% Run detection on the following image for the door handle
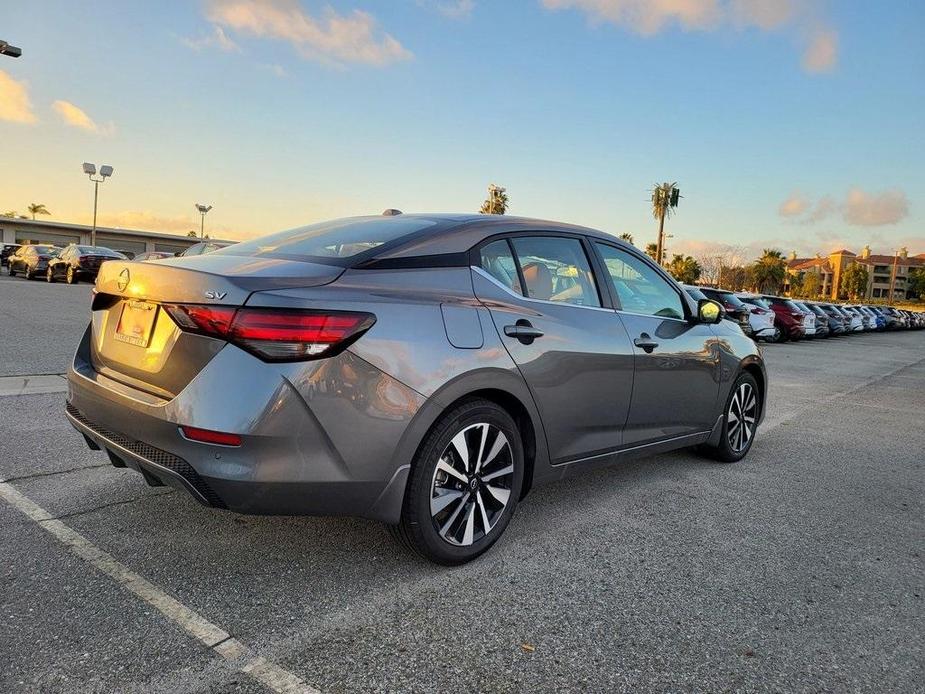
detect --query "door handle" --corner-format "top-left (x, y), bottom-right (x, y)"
top-left (504, 322), bottom-right (544, 343)
top-left (634, 334), bottom-right (659, 353)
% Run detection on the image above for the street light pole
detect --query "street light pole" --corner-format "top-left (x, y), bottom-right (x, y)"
top-left (195, 204), bottom-right (213, 239)
top-left (83, 163), bottom-right (113, 247)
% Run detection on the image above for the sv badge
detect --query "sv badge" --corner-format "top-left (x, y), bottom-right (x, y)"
top-left (205, 290), bottom-right (227, 300)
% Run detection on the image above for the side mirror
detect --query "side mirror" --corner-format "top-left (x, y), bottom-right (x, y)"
top-left (698, 299), bottom-right (724, 324)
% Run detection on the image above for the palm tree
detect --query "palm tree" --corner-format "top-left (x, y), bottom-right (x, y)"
top-left (645, 242), bottom-right (660, 262)
top-left (651, 182), bottom-right (680, 266)
top-left (480, 184), bottom-right (509, 215)
top-left (619, 232), bottom-right (634, 244)
top-left (751, 249), bottom-right (786, 293)
top-left (667, 254), bottom-right (702, 284)
top-left (27, 203), bottom-right (50, 220)
top-left (1, 210), bottom-right (17, 218)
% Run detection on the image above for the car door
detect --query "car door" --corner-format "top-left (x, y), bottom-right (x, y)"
top-left (471, 234), bottom-right (635, 464)
top-left (591, 241), bottom-right (722, 447)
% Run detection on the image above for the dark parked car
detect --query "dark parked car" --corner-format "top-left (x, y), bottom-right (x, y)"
top-left (698, 287), bottom-right (754, 338)
top-left (797, 301), bottom-right (830, 338)
top-left (1, 243), bottom-right (21, 267)
top-left (134, 251), bottom-right (175, 262)
top-left (176, 240), bottom-right (231, 257)
top-left (65, 213), bottom-right (767, 564)
top-left (6, 244), bottom-right (60, 279)
top-left (814, 303), bottom-right (847, 335)
top-left (46, 244), bottom-right (125, 284)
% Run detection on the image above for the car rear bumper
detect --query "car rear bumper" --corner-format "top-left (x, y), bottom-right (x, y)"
top-left (65, 324), bottom-right (424, 521)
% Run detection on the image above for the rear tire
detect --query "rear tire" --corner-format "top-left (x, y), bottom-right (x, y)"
top-left (699, 372), bottom-right (760, 463)
top-left (66, 266), bottom-right (77, 284)
top-left (23, 266), bottom-right (33, 280)
top-left (7, 264), bottom-right (14, 277)
top-left (46, 267), bottom-right (55, 283)
top-left (388, 398), bottom-right (524, 565)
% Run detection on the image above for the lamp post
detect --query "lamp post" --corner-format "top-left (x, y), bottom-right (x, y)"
top-left (195, 204), bottom-right (213, 239)
top-left (83, 163), bottom-right (113, 247)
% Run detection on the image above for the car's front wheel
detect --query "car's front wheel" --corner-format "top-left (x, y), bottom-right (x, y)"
top-left (389, 399), bottom-right (524, 565)
top-left (700, 372), bottom-right (760, 463)
top-left (46, 266), bottom-right (55, 283)
top-left (66, 266), bottom-right (77, 284)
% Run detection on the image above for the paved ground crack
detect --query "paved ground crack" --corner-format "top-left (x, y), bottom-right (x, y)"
top-left (1, 462), bottom-right (111, 484)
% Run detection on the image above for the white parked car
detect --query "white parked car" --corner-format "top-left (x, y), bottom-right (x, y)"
top-left (736, 294), bottom-right (778, 341)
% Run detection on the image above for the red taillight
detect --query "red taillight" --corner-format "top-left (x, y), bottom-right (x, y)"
top-left (180, 425), bottom-right (241, 447)
top-left (163, 305), bottom-right (375, 362)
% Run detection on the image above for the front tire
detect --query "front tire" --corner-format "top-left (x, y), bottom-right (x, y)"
top-left (700, 372), bottom-right (760, 463)
top-left (46, 267), bottom-right (55, 283)
top-left (388, 398), bottom-right (524, 565)
top-left (66, 266), bottom-right (77, 284)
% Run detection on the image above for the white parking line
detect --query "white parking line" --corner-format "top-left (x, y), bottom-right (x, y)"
top-left (0, 481), bottom-right (319, 694)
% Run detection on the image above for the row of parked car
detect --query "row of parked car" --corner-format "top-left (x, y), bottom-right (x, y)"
top-left (683, 284), bottom-right (925, 341)
top-left (1, 241), bottom-right (229, 283)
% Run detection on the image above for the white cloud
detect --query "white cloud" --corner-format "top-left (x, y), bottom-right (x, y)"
top-left (779, 188), bottom-right (909, 227)
top-left (0, 69), bottom-right (37, 124)
top-left (802, 28), bottom-right (838, 73)
top-left (52, 100), bottom-right (114, 135)
top-left (205, 0), bottom-right (412, 67)
top-left (418, 1), bottom-right (476, 19)
top-left (182, 25), bottom-right (241, 52)
top-left (778, 190), bottom-right (809, 218)
top-left (843, 188), bottom-right (908, 227)
top-left (541, 0), bottom-right (837, 73)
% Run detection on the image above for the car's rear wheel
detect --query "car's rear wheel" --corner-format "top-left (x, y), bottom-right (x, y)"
top-left (23, 266), bottom-right (33, 280)
top-left (66, 266), bottom-right (76, 284)
top-left (46, 266), bottom-right (55, 283)
top-left (7, 263), bottom-right (14, 277)
top-left (700, 372), bottom-right (760, 463)
top-left (389, 398), bottom-right (523, 565)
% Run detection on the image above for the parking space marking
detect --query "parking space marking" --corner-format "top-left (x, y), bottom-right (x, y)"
top-left (0, 481), bottom-right (319, 694)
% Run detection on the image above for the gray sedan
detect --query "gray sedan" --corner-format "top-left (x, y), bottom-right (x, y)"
top-left (65, 213), bottom-right (767, 564)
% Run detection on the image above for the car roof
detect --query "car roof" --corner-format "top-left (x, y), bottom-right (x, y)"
top-left (353, 212), bottom-right (632, 262)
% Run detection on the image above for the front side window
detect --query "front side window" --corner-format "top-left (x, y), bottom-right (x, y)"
top-left (594, 243), bottom-right (685, 319)
top-left (509, 237), bottom-right (600, 307)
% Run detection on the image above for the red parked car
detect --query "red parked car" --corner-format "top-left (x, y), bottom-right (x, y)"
top-left (760, 295), bottom-right (806, 342)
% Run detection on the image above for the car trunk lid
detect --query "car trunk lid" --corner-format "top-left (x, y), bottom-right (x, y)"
top-left (89, 255), bottom-right (344, 397)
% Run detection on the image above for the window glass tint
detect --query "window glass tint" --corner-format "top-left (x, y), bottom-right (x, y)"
top-left (216, 216), bottom-right (437, 261)
top-left (510, 237), bottom-right (600, 307)
top-left (594, 243), bottom-right (684, 319)
top-left (479, 240), bottom-right (522, 295)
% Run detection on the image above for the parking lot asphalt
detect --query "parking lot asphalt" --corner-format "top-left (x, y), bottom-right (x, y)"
top-left (1, 272), bottom-right (923, 693)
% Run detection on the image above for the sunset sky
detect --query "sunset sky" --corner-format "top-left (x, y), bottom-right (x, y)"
top-left (1, 1), bottom-right (923, 260)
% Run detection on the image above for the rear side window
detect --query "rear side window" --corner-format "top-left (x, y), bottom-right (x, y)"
top-left (216, 216), bottom-right (437, 262)
top-left (479, 240), bottom-right (522, 295)
top-left (594, 243), bottom-right (685, 319)
top-left (510, 237), bottom-right (600, 307)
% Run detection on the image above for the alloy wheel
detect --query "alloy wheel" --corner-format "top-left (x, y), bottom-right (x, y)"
top-left (726, 382), bottom-right (757, 453)
top-left (430, 422), bottom-right (514, 547)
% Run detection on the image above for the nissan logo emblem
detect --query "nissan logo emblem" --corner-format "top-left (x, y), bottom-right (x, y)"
top-left (117, 267), bottom-right (130, 292)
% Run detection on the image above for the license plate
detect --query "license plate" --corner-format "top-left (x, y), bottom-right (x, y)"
top-left (114, 301), bottom-right (158, 347)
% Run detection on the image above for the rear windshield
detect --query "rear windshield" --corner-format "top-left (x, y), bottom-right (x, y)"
top-left (711, 290), bottom-right (745, 308)
top-left (78, 246), bottom-right (121, 256)
top-left (685, 287), bottom-right (708, 301)
top-left (739, 295), bottom-right (771, 309)
top-left (215, 216), bottom-right (437, 263)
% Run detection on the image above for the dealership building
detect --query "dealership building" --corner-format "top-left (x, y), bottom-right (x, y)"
top-left (0, 217), bottom-right (234, 257)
